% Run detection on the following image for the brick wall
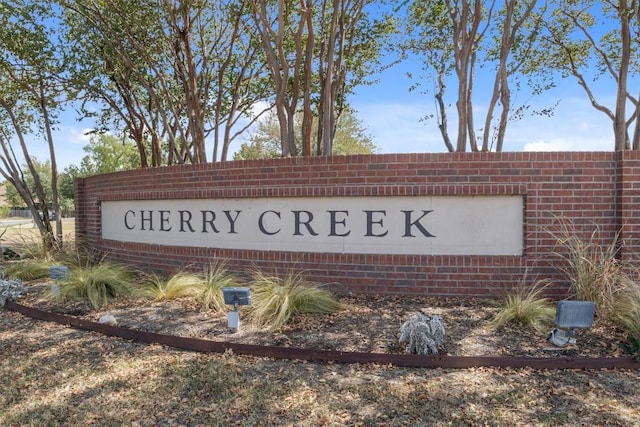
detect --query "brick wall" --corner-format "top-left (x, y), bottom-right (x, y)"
top-left (75, 151), bottom-right (640, 298)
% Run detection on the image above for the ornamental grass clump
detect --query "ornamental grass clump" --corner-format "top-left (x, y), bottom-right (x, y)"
top-left (3, 260), bottom-right (51, 281)
top-left (198, 260), bottom-right (240, 312)
top-left (53, 263), bottom-right (133, 309)
top-left (248, 270), bottom-right (341, 331)
top-left (139, 270), bottom-right (204, 301)
top-left (548, 219), bottom-right (625, 319)
top-left (609, 277), bottom-right (640, 357)
top-left (488, 275), bottom-right (555, 333)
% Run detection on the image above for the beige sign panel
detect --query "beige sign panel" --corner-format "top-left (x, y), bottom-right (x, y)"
top-left (101, 196), bottom-right (523, 256)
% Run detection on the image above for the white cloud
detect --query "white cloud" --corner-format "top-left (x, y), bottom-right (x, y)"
top-left (65, 127), bottom-right (94, 145)
top-left (524, 135), bottom-right (612, 152)
top-left (248, 100), bottom-right (273, 120)
top-left (524, 139), bottom-right (573, 151)
top-left (354, 102), bottom-right (448, 153)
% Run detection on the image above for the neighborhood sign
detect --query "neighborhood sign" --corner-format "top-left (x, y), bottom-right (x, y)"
top-left (101, 195), bottom-right (523, 256)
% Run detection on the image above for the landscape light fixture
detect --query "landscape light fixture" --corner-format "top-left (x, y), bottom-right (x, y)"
top-left (49, 265), bottom-right (69, 297)
top-left (222, 287), bottom-right (252, 333)
top-left (548, 300), bottom-right (595, 347)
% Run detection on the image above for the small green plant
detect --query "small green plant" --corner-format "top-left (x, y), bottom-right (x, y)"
top-left (488, 275), bottom-right (555, 333)
top-left (3, 260), bottom-right (51, 281)
top-left (198, 260), bottom-right (239, 312)
top-left (139, 270), bottom-right (203, 301)
top-left (248, 269), bottom-right (341, 331)
top-left (54, 263), bottom-right (133, 309)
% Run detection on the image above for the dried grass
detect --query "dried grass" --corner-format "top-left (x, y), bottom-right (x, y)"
top-left (548, 219), bottom-right (627, 318)
top-left (248, 270), bottom-right (341, 331)
top-left (488, 275), bottom-right (555, 333)
top-left (53, 263), bottom-right (133, 309)
top-left (198, 260), bottom-right (239, 312)
top-left (138, 270), bottom-right (203, 301)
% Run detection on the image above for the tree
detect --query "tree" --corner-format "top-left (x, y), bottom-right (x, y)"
top-left (250, 0), bottom-right (312, 157)
top-left (539, 0), bottom-right (640, 151)
top-left (0, 0), bottom-right (66, 251)
top-left (57, 134), bottom-right (139, 215)
top-left (250, 0), bottom-right (393, 157)
top-left (76, 134), bottom-right (140, 176)
top-left (315, 0), bottom-right (391, 156)
top-left (233, 112), bottom-right (282, 160)
top-left (332, 110), bottom-right (378, 155)
top-left (5, 159), bottom-right (53, 208)
top-left (233, 108), bottom-right (377, 159)
top-left (402, 0), bottom-right (548, 152)
top-left (60, 0), bottom-right (271, 165)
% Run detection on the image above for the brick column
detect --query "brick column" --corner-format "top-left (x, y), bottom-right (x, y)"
top-left (618, 151), bottom-right (640, 260)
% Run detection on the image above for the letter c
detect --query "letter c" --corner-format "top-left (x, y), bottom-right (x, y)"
top-left (124, 210), bottom-right (135, 230)
top-left (258, 210), bottom-right (281, 235)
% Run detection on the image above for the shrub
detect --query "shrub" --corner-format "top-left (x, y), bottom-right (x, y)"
top-left (0, 278), bottom-right (27, 306)
top-left (488, 276), bottom-right (555, 333)
top-left (248, 270), bottom-right (341, 331)
top-left (399, 313), bottom-right (446, 355)
top-left (198, 260), bottom-right (239, 312)
top-left (139, 270), bottom-right (203, 301)
top-left (53, 263), bottom-right (133, 309)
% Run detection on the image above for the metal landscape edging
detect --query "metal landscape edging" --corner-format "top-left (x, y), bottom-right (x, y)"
top-left (4, 300), bottom-right (639, 370)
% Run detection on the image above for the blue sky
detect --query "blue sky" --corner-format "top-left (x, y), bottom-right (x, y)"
top-left (350, 54), bottom-right (616, 155)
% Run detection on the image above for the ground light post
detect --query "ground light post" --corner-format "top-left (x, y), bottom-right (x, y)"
top-left (222, 287), bottom-right (252, 333)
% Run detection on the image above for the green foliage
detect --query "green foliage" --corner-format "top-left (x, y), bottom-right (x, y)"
top-left (53, 263), bottom-right (133, 309)
top-left (4, 158), bottom-right (53, 208)
top-left (233, 109), bottom-right (377, 159)
top-left (78, 134), bottom-right (140, 176)
top-left (332, 111), bottom-right (378, 155)
top-left (3, 260), bottom-right (51, 281)
top-left (139, 271), bottom-right (204, 301)
top-left (58, 134), bottom-right (140, 205)
top-left (0, 206), bottom-right (10, 218)
top-left (488, 277), bottom-right (555, 333)
top-left (58, 166), bottom-right (79, 202)
top-left (198, 261), bottom-right (240, 312)
top-left (248, 270), bottom-right (341, 331)
top-left (0, 1), bottom-right (66, 254)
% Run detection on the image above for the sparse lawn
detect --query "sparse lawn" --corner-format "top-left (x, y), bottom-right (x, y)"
top-left (0, 218), bottom-right (76, 256)
top-left (1, 307), bottom-right (639, 427)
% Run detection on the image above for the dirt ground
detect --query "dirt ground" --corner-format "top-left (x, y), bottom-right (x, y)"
top-left (2, 282), bottom-right (640, 426)
top-left (16, 281), bottom-right (633, 359)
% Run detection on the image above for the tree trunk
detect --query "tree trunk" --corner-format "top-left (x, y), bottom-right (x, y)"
top-left (614, 0), bottom-right (630, 151)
